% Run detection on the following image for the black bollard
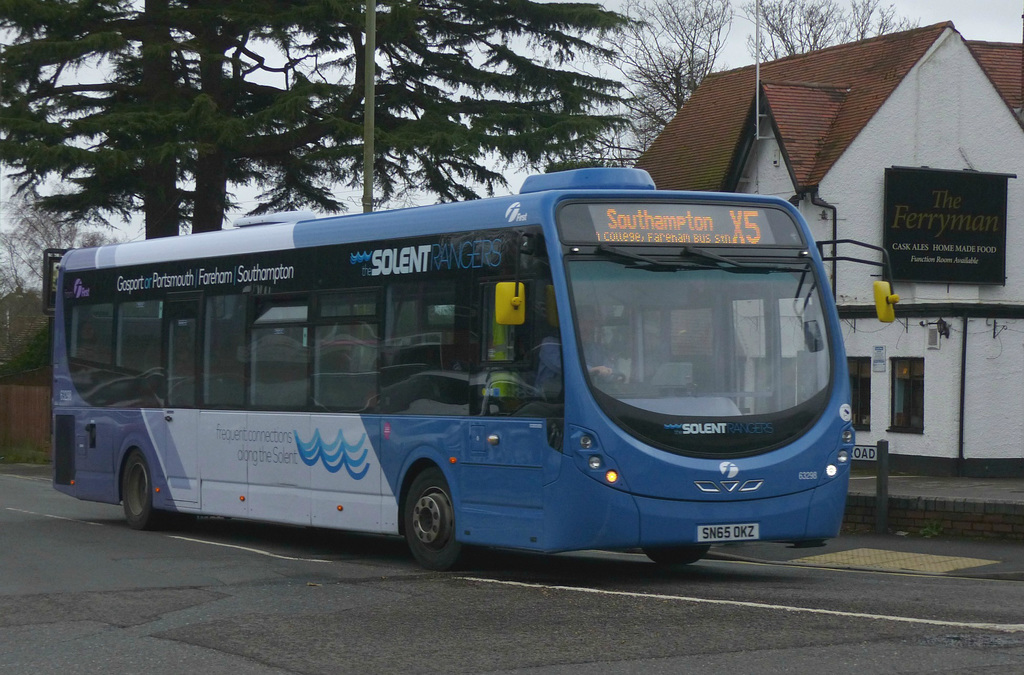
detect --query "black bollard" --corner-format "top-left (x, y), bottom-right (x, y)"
top-left (876, 439), bottom-right (889, 534)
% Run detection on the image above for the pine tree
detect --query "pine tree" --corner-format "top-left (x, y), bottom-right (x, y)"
top-left (0, 0), bottom-right (625, 238)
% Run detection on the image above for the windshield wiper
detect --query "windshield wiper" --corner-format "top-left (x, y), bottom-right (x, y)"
top-left (680, 246), bottom-right (742, 267)
top-left (597, 244), bottom-right (682, 269)
top-left (597, 243), bottom-right (809, 274)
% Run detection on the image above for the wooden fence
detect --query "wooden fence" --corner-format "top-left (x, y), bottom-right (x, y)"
top-left (0, 384), bottom-right (50, 450)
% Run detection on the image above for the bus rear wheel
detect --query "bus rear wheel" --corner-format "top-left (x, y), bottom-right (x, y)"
top-left (404, 468), bottom-right (463, 571)
top-left (643, 545), bottom-right (710, 566)
top-left (122, 450), bottom-right (162, 530)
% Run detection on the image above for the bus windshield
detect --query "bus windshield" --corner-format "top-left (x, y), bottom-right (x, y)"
top-left (566, 258), bottom-right (832, 458)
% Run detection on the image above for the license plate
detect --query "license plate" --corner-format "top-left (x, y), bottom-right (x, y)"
top-left (697, 522), bottom-right (760, 543)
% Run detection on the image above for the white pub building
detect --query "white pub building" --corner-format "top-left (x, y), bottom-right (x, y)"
top-left (638, 22), bottom-right (1024, 476)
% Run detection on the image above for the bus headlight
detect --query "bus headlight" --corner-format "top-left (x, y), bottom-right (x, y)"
top-left (842, 429), bottom-right (854, 444)
top-left (837, 450), bottom-right (849, 463)
top-left (580, 435), bottom-right (594, 449)
top-left (825, 464), bottom-right (838, 478)
top-left (588, 455), bottom-right (602, 469)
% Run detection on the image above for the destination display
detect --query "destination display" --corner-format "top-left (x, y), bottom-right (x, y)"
top-left (557, 202), bottom-right (804, 247)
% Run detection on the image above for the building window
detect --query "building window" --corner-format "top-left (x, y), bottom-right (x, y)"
top-left (890, 357), bottom-right (924, 432)
top-left (848, 357), bottom-right (871, 429)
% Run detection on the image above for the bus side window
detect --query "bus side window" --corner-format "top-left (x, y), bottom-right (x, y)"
top-left (481, 281), bottom-right (563, 416)
top-left (204, 295), bottom-right (246, 407)
top-left (314, 291), bottom-right (380, 411)
top-left (70, 303), bottom-right (113, 364)
top-left (115, 300), bottom-right (164, 406)
top-left (249, 297), bottom-right (309, 408)
top-left (380, 281), bottom-right (471, 415)
top-left (68, 302), bottom-right (118, 406)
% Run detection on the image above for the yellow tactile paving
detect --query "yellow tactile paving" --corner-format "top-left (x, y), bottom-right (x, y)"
top-left (791, 547), bottom-right (999, 573)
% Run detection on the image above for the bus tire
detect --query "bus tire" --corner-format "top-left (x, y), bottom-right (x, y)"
top-left (404, 467), bottom-right (463, 571)
top-left (121, 450), bottom-right (162, 530)
top-left (643, 545), bottom-right (710, 566)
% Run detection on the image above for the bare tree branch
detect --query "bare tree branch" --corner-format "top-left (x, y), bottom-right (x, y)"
top-left (742, 0), bottom-right (917, 61)
top-left (597, 0), bottom-right (733, 163)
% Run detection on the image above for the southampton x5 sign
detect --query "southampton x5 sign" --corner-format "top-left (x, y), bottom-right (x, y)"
top-left (883, 167), bottom-right (1014, 285)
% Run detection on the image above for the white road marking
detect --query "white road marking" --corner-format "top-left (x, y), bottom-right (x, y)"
top-left (168, 535), bottom-right (332, 563)
top-left (4, 505), bottom-right (331, 563)
top-left (460, 576), bottom-right (1024, 634)
top-left (5, 507), bottom-right (103, 525)
top-left (0, 473), bottom-right (50, 482)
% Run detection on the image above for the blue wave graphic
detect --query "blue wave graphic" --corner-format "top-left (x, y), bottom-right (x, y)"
top-left (295, 429), bottom-right (371, 479)
top-left (350, 251), bottom-right (372, 264)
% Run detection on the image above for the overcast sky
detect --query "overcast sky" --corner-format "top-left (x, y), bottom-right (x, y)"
top-left (887, 0), bottom-right (1022, 43)
top-left (705, 0), bottom-right (1024, 70)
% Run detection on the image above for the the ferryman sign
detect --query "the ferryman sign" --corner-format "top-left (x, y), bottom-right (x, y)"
top-left (884, 167), bottom-right (1014, 285)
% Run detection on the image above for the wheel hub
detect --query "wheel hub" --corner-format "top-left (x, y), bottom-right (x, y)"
top-left (412, 492), bottom-right (450, 546)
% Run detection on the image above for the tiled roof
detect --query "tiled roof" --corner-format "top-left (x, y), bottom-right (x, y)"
top-left (637, 22), bottom-right (955, 192)
top-left (762, 82), bottom-right (849, 188)
top-left (967, 40), bottom-right (1023, 112)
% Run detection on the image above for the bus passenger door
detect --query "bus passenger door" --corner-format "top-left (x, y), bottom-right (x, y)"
top-left (458, 283), bottom-right (550, 549)
top-left (161, 295), bottom-right (200, 505)
top-left (461, 416), bottom-right (548, 549)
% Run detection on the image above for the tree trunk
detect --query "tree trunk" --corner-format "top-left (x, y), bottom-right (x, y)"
top-left (141, 0), bottom-right (180, 239)
top-left (192, 151), bottom-right (228, 233)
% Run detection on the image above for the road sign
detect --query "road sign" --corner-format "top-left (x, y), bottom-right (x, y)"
top-left (852, 445), bottom-right (877, 461)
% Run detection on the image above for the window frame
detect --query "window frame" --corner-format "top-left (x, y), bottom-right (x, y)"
top-left (848, 356), bottom-right (871, 430)
top-left (248, 293), bottom-right (311, 410)
top-left (311, 289), bottom-right (382, 412)
top-left (889, 356), bottom-right (924, 433)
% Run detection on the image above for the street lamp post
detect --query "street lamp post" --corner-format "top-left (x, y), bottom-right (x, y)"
top-left (362, 0), bottom-right (376, 213)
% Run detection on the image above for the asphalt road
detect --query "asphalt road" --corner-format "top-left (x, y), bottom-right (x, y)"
top-left (5, 466), bottom-right (1024, 674)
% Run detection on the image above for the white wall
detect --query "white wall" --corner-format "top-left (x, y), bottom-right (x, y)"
top-left (823, 29), bottom-right (1024, 464)
top-left (825, 28), bottom-right (1024, 307)
top-left (738, 28), bottom-right (1024, 465)
top-left (738, 130), bottom-right (799, 199)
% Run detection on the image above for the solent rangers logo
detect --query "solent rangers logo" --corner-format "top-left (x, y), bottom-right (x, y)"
top-left (664, 422), bottom-right (774, 435)
top-left (349, 238), bottom-right (505, 277)
top-left (295, 429), bottom-right (371, 479)
top-left (350, 251), bottom-right (372, 264)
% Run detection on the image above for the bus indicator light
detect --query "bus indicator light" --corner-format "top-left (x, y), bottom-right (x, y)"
top-left (449, 457), bottom-right (457, 464)
top-left (337, 505), bottom-right (344, 512)
top-left (240, 495), bottom-right (245, 502)
top-left (605, 470), bottom-right (619, 484)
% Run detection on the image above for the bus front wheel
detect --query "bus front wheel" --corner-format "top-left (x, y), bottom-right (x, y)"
top-left (643, 545), bottom-right (710, 566)
top-left (122, 450), bottom-right (161, 530)
top-left (404, 468), bottom-right (463, 571)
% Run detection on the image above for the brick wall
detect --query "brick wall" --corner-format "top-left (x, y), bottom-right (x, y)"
top-left (844, 494), bottom-right (1024, 540)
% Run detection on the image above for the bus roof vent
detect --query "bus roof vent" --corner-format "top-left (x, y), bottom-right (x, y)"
top-left (519, 167), bottom-right (656, 194)
top-left (234, 210), bottom-right (317, 227)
